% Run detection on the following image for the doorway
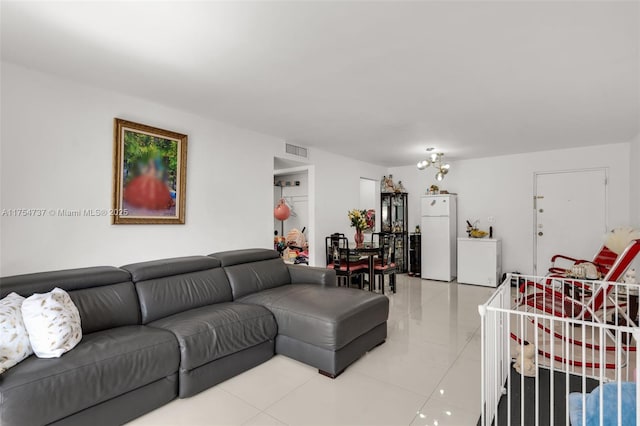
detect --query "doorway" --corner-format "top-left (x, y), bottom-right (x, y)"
top-left (274, 158), bottom-right (316, 265)
top-left (360, 178), bottom-right (377, 230)
top-left (533, 168), bottom-right (607, 275)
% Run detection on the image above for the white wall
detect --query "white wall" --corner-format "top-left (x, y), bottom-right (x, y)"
top-left (311, 149), bottom-right (385, 264)
top-left (631, 134), bottom-right (640, 228)
top-left (0, 62), bottom-right (278, 275)
top-left (4, 61), bottom-right (631, 277)
top-left (389, 143), bottom-right (632, 275)
top-left (0, 62), bottom-right (385, 275)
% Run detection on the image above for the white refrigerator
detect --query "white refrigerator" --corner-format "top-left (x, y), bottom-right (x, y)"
top-left (421, 195), bottom-right (457, 281)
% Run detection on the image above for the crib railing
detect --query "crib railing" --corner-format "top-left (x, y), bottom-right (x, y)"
top-left (479, 274), bottom-right (640, 426)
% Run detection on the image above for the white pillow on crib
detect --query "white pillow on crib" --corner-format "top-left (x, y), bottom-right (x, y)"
top-left (0, 292), bottom-right (33, 373)
top-left (21, 288), bottom-right (82, 358)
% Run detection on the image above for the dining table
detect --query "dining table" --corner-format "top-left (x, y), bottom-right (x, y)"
top-left (347, 241), bottom-right (381, 292)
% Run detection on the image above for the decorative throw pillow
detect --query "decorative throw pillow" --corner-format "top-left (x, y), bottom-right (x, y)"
top-left (21, 288), bottom-right (82, 358)
top-left (0, 292), bottom-right (33, 373)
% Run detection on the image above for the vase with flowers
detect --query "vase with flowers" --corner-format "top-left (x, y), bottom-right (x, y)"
top-left (348, 209), bottom-right (375, 247)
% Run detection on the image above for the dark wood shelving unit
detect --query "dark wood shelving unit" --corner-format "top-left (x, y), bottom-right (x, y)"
top-left (380, 192), bottom-right (408, 273)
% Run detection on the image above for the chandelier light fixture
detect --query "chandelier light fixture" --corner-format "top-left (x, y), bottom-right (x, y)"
top-left (417, 150), bottom-right (450, 181)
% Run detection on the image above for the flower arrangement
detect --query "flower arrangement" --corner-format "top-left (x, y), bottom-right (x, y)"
top-left (348, 209), bottom-right (375, 231)
top-left (365, 209), bottom-right (375, 230)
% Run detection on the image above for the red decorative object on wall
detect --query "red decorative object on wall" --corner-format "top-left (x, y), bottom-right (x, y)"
top-left (274, 198), bottom-right (291, 221)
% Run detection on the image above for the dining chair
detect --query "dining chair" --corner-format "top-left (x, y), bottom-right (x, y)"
top-left (371, 232), bottom-right (397, 294)
top-left (324, 233), bottom-right (346, 267)
top-left (325, 234), bottom-right (367, 288)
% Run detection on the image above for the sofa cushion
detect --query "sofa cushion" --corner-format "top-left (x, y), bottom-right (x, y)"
top-left (0, 325), bottom-right (179, 426)
top-left (210, 249), bottom-right (291, 299)
top-left (287, 264), bottom-right (335, 286)
top-left (148, 302), bottom-right (277, 372)
top-left (210, 248), bottom-right (281, 266)
top-left (0, 266), bottom-right (131, 298)
top-left (122, 256), bottom-right (221, 282)
top-left (0, 267), bottom-right (140, 334)
top-left (70, 282), bottom-right (140, 334)
top-left (122, 256), bottom-right (233, 324)
top-left (238, 285), bottom-right (389, 350)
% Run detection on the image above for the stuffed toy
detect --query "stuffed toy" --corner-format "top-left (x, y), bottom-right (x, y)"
top-left (569, 382), bottom-right (636, 426)
top-left (513, 341), bottom-right (536, 377)
top-left (604, 227), bottom-right (640, 255)
top-left (570, 263), bottom-right (600, 279)
top-left (623, 268), bottom-right (637, 284)
top-left (286, 228), bottom-right (307, 249)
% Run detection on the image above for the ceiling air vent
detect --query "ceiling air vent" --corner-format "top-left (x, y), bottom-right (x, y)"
top-left (285, 143), bottom-right (308, 159)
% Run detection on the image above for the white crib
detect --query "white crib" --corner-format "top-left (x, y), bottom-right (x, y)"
top-left (479, 274), bottom-right (640, 426)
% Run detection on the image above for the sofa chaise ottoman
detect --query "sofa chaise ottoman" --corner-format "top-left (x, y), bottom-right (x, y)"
top-left (210, 248), bottom-right (389, 377)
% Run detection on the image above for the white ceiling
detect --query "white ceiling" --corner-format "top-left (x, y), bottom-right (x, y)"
top-left (2, 1), bottom-right (638, 166)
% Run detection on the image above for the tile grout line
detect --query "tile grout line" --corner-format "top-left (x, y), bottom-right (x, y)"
top-left (251, 371), bottom-right (318, 423)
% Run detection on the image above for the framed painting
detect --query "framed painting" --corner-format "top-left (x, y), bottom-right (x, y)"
top-left (112, 118), bottom-right (188, 224)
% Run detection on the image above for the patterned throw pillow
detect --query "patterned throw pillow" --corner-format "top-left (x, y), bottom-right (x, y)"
top-left (0, 292), bottom-right (33, 373)
top-left (21, 288), bottom-right (82, 358)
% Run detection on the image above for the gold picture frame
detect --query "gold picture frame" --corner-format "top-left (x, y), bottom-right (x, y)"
top-left (112, 118), bottom-right (187, 224)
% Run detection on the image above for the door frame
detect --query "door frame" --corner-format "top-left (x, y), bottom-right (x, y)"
top-left (532, 167), bottom-right (608, 275)
top-left (359, 177), bottom-right (379, 231)
top-left (274, 164), bottom-right (317, 266)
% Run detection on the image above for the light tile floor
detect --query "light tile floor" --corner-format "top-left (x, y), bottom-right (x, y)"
top-left (128, 275), bottom-right (496, 426)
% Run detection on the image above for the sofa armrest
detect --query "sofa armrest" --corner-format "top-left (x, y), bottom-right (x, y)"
top-left (287, 265), bottom-right (336, 287)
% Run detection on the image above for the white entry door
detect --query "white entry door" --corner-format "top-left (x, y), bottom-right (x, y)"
top-left (534, 169), bottom-right (607, 275)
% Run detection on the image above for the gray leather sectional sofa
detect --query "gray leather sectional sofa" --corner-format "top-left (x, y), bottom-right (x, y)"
top-left (0, 249), bottom-right (389, 426)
